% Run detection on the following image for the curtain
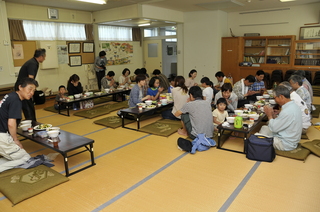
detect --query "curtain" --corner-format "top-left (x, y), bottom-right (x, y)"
top-left (23, 20), bottom-right (86, 40)
top-left (132, 27), bottom-right (142, 46)
top-left (85, 24), bottom-right (94, 41)
top-left (8, 19), bottom-right (26, 41)
top-left (98, 25), bottom-right (132, 41)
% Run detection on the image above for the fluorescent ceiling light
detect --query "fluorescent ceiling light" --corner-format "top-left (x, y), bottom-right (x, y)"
top-left (138, 23), bottom-right (150, 27)
top-left (76, 0), bottom-right (107, 4)
top-left (279, 0), bottom-right (296, 2)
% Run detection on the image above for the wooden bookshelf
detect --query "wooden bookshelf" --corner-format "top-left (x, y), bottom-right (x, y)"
top-left (294, 39), bottom-right (320, 67)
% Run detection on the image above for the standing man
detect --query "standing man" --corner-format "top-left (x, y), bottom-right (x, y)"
top-left (15, 48), bottom-right (46, 121)
top-left (0, 78), bottom-right (38, 172)
top-left (94, 51), bottom-right (107, 90)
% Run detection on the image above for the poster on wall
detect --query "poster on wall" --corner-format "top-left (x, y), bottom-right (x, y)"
top-left (57, 45), bottom-right (69, 64)
top-left (12, 44), bottom-right (24, 60)
top-left (101, 42), bottom-right (133, 65)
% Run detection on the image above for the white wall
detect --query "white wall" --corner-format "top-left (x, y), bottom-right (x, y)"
top-left (228, 2), bottom-right (320, 37)
top-left (182, 10), bottom-right (228, 84)
top-left (0, 1), bottom-right (16, 85)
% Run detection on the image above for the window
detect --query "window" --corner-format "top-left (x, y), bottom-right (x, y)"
top-left (23, 20), bottom-right (86, 40)
top-left (144, 28), bottom-right (158, 37)
top-left (98, 25), bottom-right (132, 41)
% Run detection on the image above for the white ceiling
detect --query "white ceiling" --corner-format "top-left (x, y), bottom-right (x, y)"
top-left (4, 0), bottom-right (320, 27)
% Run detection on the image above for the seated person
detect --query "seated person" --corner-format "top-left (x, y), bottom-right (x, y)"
top-left (279, 81), bottom-right (311, 135)
top-left (233, 75), bottom-right (255, 108)
top-left (128, 74), bottom-right (151, 107)
top-left (174, 86), bottom-right (214, 139)
top-left (185, 69), bottom-right (198, 89)
top-left (67, 74), bottom-right (83, 110)
top-left (147, 76), bottom-right (164, 101)
top-left (67, 74), bottom-right (83, 96)
top-left (294, 70), bottom-right (313, 102)
top-left (101, 71), bottom-right (117, 89)
top-left (167, 74), bottom-right (176, 93)
top-left (54, 85), bottom-right (67, 110)
top-left (200, 77), bottom-right (214, 104)
top-left (162, 76), bottom-right (189, 120)
top-left (257, 85), bottom-right (302, 151)
top-left (214, 83), bottom-right (238, 112)
top-left (0, 77), bottom-right (38, 173)
top-left (214, 71), bottom-right (232, 90)
top-left (118, 68), bottom-right (131, 87)
top-left (152, 69), bottom-right (170, 91)
top-left (213, 98), bottom-right (228, 131)
top-left (289, 75), bottom-right (312, 112)
top-left (248, 70), bottom-right (266, 101)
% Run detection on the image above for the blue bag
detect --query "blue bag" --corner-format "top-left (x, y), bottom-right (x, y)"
top-left (245, 134), bottom-right (275, 162)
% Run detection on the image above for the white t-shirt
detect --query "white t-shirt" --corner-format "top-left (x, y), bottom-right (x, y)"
top-left (202, 87), bottom-right (213, 103)
top-left (290, 91), bottom-right (311, 129)
top-left (212, 109), bottom-right (228, 126)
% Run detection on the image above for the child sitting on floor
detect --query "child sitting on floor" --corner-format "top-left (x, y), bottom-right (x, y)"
top-left (147, 76), bottom-right (164, 101)
top-left (54, 85), bottom-right (67, 110)
top-left (212, 98), bottom-right (229, 131)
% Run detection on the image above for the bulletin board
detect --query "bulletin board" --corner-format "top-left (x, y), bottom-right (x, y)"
top-left (12, 41), bottom-right (37, 67)
top-left (66, 41), bottom-right (94, 64)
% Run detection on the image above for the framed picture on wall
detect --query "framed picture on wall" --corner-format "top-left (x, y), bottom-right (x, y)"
top-left (299, 25), bottom-right (320, 40)
top-left (83, 42), bottom-right (94, 53)
top-left (68, 42), bottom-right (81, 53)
top-left (69, 55), bottom-right (82, 66)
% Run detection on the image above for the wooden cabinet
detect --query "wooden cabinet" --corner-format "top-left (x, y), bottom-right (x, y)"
top-left (243, 36), bottom-right (294, 66)
top-left (221, 35), bottom-right (320, 83)
top-left (294, 39), bottom-right (320, 67)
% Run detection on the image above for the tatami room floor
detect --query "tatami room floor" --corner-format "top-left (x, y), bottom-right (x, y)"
top-left (0, 97), bottom-right (320, 211)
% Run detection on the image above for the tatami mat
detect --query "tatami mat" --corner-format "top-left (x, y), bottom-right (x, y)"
top-left (1, 98), bottom-right (320, 211)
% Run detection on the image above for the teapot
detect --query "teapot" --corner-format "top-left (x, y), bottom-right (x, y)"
top-left (234, 116), bottom-right (243, 129)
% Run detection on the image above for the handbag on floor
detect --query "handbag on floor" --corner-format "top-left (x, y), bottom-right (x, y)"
top-left (245, 134), bottom-right (275, 162)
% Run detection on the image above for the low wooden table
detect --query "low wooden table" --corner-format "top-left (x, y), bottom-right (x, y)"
top-left (17, 128), bottom-right (95, 177)
top-left (119, 103), bottom-right (173, 130)
top-left (57, 89), bottom-right (130, 116)
top-left (217, 113), bottom-right (266, 154)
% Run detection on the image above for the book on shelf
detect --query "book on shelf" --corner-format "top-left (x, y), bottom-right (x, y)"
top-left (245, 40), bottom-right (252, 47)
top-left (285, 49), bottom-right (290, 55)
top-left (258, 57), bottom-right (264, 63)
top-left (259, 50), bottom-right (265, 56)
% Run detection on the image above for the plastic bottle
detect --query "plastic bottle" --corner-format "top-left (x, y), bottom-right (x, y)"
top-left (273, 82), bottom-right (277, 89)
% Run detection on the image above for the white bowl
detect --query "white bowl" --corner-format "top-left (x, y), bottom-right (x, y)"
top-left (47, 130), bottom-right (60, 138)
top-left (104, 89), bottom-right (110, 93)
top-left (95, 92), bottom-right (102, 96)
top-left (269, 99), bottom-right (276, 104)
top-left (21, 120), bottom-right (32, 125)
top-left (256, 96), bottom-right (263, 100)
top-left (47, 127), bottom-right (60, 132)
top-left (263, 94), bottom-right (270, 99)
top-left (74, 94), bottom-right (81, 99)
top-left (85, 92), bottom-right (91, 96)
top-left (21, 124), bottom-right (32, 131)
top-left (227, 117), bottom-right (235, 123)
top-left (160, 99), bottom-right (168, 105)
top-left (248, 114), bottom-right (259, 120)
top-left (267, 90), bottom-right (273, 95)
top-left (244, 104), bottom-right (253, 109)
top-left (234, 110), bottom-right (243, 116)
top-left (145, 100), bottom-right (153, 106)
